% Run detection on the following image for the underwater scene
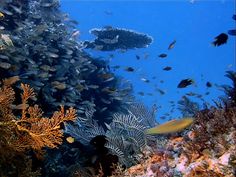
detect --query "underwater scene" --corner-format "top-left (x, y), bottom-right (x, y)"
top-left (0, 0), bottom-right (235, 176)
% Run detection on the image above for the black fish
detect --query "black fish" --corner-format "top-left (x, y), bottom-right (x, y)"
top-left (206, 81), bottom-right (212, 87)
top-left (163, 66), bottom-right (172, 71)
top-left (124, 67), bottom-right (135, 72)
top-left (177, 79), bottom-right (194, 88)
top-left (212, 33), bottom-right (228, 46)
top-left (228, 30), bottom-right (236, 36)
top-left (158, 53), bottom-right (167, 58)
top-left (138, 91), bottom-right (145, 96)
top-left (228, 14), bottom-right (236, 36)
top-left (136, 55), bottom-right (140, 60)
top-left (233, 14), bottom-right (236, 20)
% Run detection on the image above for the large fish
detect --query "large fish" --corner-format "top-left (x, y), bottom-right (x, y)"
top-left (145, 117), bottom-right (194, 135)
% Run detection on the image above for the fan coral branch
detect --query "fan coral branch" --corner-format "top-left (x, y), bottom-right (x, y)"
top-left (0, 77), bottom-right (77, 176)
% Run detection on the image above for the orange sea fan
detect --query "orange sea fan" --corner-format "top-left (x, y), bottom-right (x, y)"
top-left (0, 78), bottom-right (77, 153)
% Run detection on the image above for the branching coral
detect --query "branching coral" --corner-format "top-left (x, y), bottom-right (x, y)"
top-left (0, 76), bottom-right (77, 176)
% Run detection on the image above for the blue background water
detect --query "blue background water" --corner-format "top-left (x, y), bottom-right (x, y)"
top-left (60, 0), bottom-right (235, 122)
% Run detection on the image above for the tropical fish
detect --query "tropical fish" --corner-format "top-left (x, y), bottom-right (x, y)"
top-left (0, 12), bottom-right (4, 19)
top-left (9, 5), bottom-right (22, 14)
top-left (1, 34), bottom-right (14, 46)
top-left (145, 117), bottom-right (194, 135)
top-left (66, 136), bottom-right (75, 143)
top-left (212, 33), bottom-right (228, 46)
top-left (71, 30), bottom-right (80, 38)
top-left (3, 76), bottom-right (20, 86)
top-left (104, 10), bottom-right (113, 16)
top-left (228, 30), bottom-right (236, 36)
top-left (140, 77), bottom-right (150, 83)
top-left (143, 52), bottom-right (149, 59)
top-left (124, 67), bottom-right (135, 72)
top-left (228, 14), bottom-right (236, 36)
top-left (155, 88), bottom-right (165, 95)
top-left (137, 91), bottom-right (145, 96)
top-left (233, 14), bottom-right (236, 20)
top-left (177, 79), bottom-right (194, 88)
top-left (186, 92), bottom-right (197, 96)
top-left (163, 66), bottom-right (172, 71)
top-left (102, 87), bottom-right (117, 94)
top-left (168, 40), bottom-right (176, 50)
top-left (0, 62), bottom-right (11, 69)
top-left (206, 81), bottom-right (212, 87)
top-left (158, 53), bottom-right (167, 58)
top-left (51, 81), bottom-right (66, 90)
top-left (111, 65), bottom-right (120, 70)
top-left (98, 73), bottom-right (114, 80)
top-left (10, 103), bottom-right (29, 110)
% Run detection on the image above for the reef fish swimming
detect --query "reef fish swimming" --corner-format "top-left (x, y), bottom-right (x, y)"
top-left (212, 33), bottom-right (228, 46)
top-left (145, 117), bottom-right (194, 135)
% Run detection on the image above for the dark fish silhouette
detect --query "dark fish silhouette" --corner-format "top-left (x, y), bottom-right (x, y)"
top-left (233, 14), bottom-right (236, 20)
top-left (212, 33), bottom-right (228, 46)
top-left (168, 40), bottom-right (176, 50)
top-left (163, 66), bottom-right (172, 71)
top-left (138, 91), bottom-right (145, 96)
top-left (228, 30), bottom-right (236, 36)
top-left (124, 66), bottom-right (135, 72)
top-left (177, 79), bottom-right (194, 88)
top-left (206, 81), bottom-right (212, 87)
top-left (158, 53), bottom-right (167, 58)
top-left (228, 14), bottom-right (236, 36)
top-left (136, 55), bottom-right (140, 60)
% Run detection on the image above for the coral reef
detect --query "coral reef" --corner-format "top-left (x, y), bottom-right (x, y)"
top-left (83, 26), bottom-right (153, 51)
top-left (0, 1), bottom-right (134, 175)
top-left (123, 106), bottom-right (236, 177)
top-left (123, 72), bottom-right (236, 177)
top-left (0, 76), bottom-right (76, 176)
top-left (64, 103), bottom-right (158, 176)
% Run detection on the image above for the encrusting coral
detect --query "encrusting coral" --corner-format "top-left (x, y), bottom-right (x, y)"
top-left (0, 76), bottom-right (77, 176)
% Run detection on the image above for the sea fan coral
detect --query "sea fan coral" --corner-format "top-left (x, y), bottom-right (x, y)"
top-left (0, 76), bottom-right (77, 176)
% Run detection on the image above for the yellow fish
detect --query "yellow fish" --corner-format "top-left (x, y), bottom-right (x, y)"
top-left (0, 12), bottom-right (4, 19)
top-left (145, 117), bottom-right (194, 135)
top-left (66, 136), bottom-right (75, 143)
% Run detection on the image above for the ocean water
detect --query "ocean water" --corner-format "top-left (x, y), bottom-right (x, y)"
top-left (61, 0), bottom-right (235, 122)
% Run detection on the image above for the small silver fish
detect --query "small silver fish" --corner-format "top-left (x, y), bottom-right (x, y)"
top-left (0, 62), bottom-right (11, 69)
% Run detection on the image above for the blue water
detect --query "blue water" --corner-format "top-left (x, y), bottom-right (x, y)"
top-left (60, 0), bottom-right (235, 122)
